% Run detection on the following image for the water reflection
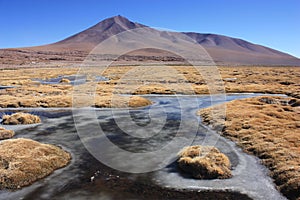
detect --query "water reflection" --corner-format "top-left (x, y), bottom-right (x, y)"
top-left (0, 94), bottom-right (286, 200)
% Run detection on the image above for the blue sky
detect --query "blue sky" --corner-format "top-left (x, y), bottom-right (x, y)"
top-left (1, 0), bottom-right (299, 58)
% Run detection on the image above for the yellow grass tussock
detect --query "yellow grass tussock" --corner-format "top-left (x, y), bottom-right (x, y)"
top-left (2, 112), bottom-right (41, 125)
top-left (0, 138), bottom-right (71, 189)
top-left (178, 145), bottom-right (232, 179)
top-left (0, 127), bottom-right (14, 140)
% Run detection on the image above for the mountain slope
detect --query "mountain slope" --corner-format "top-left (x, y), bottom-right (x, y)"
top-left (184, 32), bottom-right (288, 56)
top-left (183, 32), bottom-right (298, 65)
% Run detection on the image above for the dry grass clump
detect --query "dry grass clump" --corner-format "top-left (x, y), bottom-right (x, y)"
top-left (94, 95), bottom-right (152, 108)
top-left (178, 145), bottom-right (232, 179)
top-left (0, 127), bottom-right (14, 140)
top-left (128, 96), bottom-right (152, 107)
top-left (198, 96), bottom-right (300, 200)
top-left (2, 112), bottom-right (41, 125)
top-left (0, 138), bottom-right (71, 189)
top-left (132, 85), bottom-right (176, 95)
top-left (59, 78), bottom-right (71, 83)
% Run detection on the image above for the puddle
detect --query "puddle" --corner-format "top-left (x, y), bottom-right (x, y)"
top-left (0, 86), bottom-right (14, 90)
top-left (95, 75), bottom-right (110, 82)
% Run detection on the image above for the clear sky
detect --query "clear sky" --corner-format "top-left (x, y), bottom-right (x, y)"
top-left (1, 0), bottom-right (299, 58)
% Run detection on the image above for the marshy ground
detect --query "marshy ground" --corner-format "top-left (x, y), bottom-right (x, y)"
top-left (199, 96), bottom-right (300, 200)
top-left (0, 66), bottom-right (299, 108)
top-left (0, 65), bottom-right (299, 199)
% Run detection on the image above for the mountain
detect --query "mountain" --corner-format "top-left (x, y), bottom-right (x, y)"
top-left (43, 15), bottom-right (146, 51)
top-left (1, 15), bottom-right (300, 66)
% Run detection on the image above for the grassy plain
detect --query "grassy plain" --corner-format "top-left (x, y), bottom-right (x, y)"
top-left (0, 66), bottom-right (299, 108)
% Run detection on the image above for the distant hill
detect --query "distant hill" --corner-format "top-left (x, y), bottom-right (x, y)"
top-left (1, 15), bottom-right (300, 66)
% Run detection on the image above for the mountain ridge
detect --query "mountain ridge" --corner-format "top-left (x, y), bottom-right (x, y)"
top-left (183, 32), bottom-right (292, 57)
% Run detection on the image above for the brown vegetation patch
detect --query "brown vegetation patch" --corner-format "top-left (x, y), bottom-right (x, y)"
top-left (177, 66), bottom-right (300, 97)
top-left (59, 78), bottom-right (71, 83)
top-left (132, 85), bottom-right (176, 95)
top-left (0, 127), bottom-right (14, 140)
top-left (93, 95), bottom-right (151, 108)
top-left (0, 94), bottom-right (152, 108)
top-left (198, 96), bottom-right (300, 199)
top-left (2, 112), bottom-right (41, 125)
top-left (0, 138), bottom-right (71, 189)
top-left (0, 66), bottom-right (299, 108)
top-left (128, 96), bottom-right (152, 107)
top-left (178, 145), bottom-right (232, 179)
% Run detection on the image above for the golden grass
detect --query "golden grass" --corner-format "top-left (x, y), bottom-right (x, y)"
top-left (93, 95), bottom-right (152, 108)
top-left (0, 138), bottom-right (71, 189)
top-left (128, 96), bottom-right (152, 107)
top-left (2, 112), bottom-right (41, 125)
top-left (0, 66), bottom-right (299, 196)
top-left (198, 96), bottom-right (300, 200)
top-left (0, 127), bottom-right (14, 140)
top-left (0, 66), bottom-right (299, 107)
top-left (0, 67), bottom-right (153, 108)
top-left (59, 78), bottom-right (71, 83)
top-left (176, 66), bottom-right (300, 97)
top-left (132, 84), bottom-right (176, 95)
top-left (178, 145), bottom-right (232, 179)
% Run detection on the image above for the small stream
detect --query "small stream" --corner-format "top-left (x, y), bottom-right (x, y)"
top-left (0, 94), bottom-right (287, 200)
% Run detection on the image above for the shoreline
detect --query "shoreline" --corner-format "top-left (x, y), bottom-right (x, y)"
top-left (0, 93), bottom-right (288, 110)
top-left (198, 96), bottom-right (300, 199)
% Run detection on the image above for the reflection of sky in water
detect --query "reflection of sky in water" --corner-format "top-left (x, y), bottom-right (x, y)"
top-left (0, 94), bottom-right (286, 200)
top-left (95, 75), bottom-right (109, 82)
top-left (0, 86), bottom-right (15, 90)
